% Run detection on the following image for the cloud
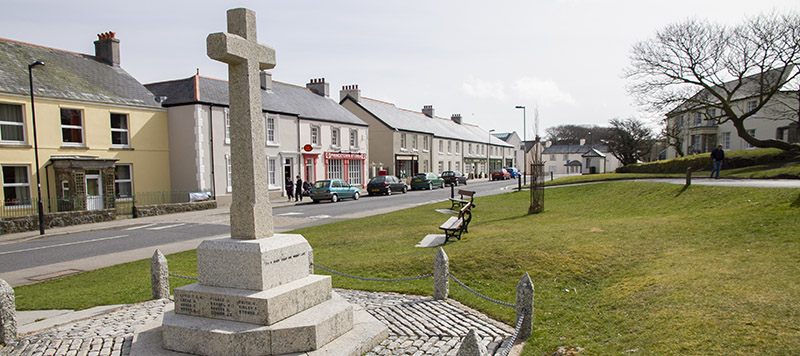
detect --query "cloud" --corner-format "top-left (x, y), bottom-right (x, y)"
top-left (461, 76), bottom-right (508, 101)
top-left (512, 77), bottom-right (576, 107)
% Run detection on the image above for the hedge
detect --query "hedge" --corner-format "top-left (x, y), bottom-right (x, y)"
top-left (616, 148), bottom-right (800, 174)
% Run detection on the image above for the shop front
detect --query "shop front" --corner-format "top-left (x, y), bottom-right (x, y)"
top-left (394, 154), bottom-right (418, 179)
top-left (324, 152), bottom-right (366, 188)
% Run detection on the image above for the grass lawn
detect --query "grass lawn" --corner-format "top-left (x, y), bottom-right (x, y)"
top-left (11, 182), bottom-right (800, 355)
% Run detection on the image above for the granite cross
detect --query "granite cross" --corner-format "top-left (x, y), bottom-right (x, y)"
top-left (207, 8), bottom-right (276, 240)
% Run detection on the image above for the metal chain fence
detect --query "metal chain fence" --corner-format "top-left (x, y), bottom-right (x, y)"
top-left (498, 311), bottom-right (525, 356)
top-left (312, 263), bottom-right (433, 282)
top-left (449, 273), bottom-right (517, 308)
top-left (169, 273), bottom-right (198, 281)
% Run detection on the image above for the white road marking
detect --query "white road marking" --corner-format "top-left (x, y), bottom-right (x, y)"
top-left (308, 215), bottom-right (331, 220)
top-left (125, 223), bottom-right (157, 230)
top-left (277, 212), bottom-right (304, 216)
top-left (147, 223), bottom-right (187, 230)
top-left (0, 235), bottom-right (129, 256)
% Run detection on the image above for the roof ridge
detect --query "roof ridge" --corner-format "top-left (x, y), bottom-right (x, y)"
top-left (145, 76), bottom-right (194, 86)
top-left (0, 36), bottom-right (92, 58)
top-left (361, 96), bottom-right (398, 107)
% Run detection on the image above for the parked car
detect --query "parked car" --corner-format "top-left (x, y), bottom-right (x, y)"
top-left (366, 175), bottom-right (408, 195)
top-left (441, 170), bottom-right (467, 186)
top-left (411, 172), bottom-right (445, 190)
top-left (491, 169), bottom-right (511, 180)
top-left (310, 179), bottom-right (360, 203)
top-left (505, 167), bottom-right (521, 179)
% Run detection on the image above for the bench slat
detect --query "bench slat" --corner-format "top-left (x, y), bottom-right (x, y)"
top-left (440, 217), bottom-right (463, 230)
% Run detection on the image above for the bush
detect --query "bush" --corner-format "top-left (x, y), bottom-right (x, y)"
top-left (616, 148), bottom-right (800, 173)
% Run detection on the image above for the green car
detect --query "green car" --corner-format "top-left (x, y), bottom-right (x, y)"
top-left (411, 172), bottom-right (445, 190)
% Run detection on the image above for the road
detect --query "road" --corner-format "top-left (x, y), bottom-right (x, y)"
top-left (0, 179), bottom-right (518, 286)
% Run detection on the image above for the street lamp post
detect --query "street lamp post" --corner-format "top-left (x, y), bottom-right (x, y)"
top-left (515, 105), bottom-right (526, 186)
top-left (488, 129), bottom-right (495, 180)
top-left (28, 60), bottom-right (45, 235)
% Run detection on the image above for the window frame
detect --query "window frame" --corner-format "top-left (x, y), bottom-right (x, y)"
top-left (224, 109), bottom-right (231, 145)
top-left (2, 165), bottom-right (31, 207)
top-left (225, 154), bottom-right (232, 192)
top-left (331, 127), bottom-right (340, 148)
top-left (60, 108), bottom-right (85, 146)
top-left (110, 113), bottom-right (130, 148)
top-left (114, 164), bottom-right (133, 200)
top-left (350, 129), bottom-right (358, 149)
top-left (311, 125), bottom-right (320, 146)
top-left (265, 114), bottom-right (278, 146)
top-left (0, 102), bottom-right (26, 144)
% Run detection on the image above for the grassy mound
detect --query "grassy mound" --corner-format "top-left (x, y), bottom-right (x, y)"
top-left (617, 148), bottom-right (800, 178)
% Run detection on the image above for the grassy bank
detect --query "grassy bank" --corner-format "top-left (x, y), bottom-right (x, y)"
top-left (12, 182), bottom-right (800, 355)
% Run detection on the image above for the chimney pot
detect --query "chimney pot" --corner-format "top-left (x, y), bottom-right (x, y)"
top-left (306, 77), bottom-right (330, 97)
top-left (340, 84), bottom-right (361, 102)
top-left (94, 31), bottom-right (120, 66)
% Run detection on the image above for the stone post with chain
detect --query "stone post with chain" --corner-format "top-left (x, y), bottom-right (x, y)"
top-left (434, 247), bottom-right (450, 300)
top-left (150, 249), bottom-right (170, 299)
top-left (1, 278), bottom-right (18, 344)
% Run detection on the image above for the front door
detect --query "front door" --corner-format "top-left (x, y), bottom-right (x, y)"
top-left (85, 174), bottom-right (103, 210)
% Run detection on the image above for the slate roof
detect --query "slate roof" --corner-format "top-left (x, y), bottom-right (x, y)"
top-left (492, 132), bottom-right (513, 141)
top-left (542, 144), bottom-right (610, 154)
top-left (145, 75), bottom-right (367, 126)
top-left (0, 37), bottom-right (161, 109)
top-left (353, 97), bottom-right (512, 147)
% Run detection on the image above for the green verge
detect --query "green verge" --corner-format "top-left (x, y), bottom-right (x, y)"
top-left (12, 182), bottom-right (800, 355)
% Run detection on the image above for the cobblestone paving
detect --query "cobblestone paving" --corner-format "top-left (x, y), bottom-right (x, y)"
top-left (0, 291), bottom-right (514, 356)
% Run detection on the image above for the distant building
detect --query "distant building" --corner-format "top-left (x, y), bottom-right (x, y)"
top-left (339, 86), bottom-right (513, 179)
top-left (491, 131), bottom-right (522, 169)
top-left (0, 33), bottom-right (170, 212)
top-left (146, 74), bottom-right (368, 203)
top-left (665, 67), bottom-right (799, 158)
top-left (542, 140), bottom-right (621, 174)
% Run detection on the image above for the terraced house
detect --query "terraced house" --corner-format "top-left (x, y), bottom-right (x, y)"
top-left (0, 33), bottom-right (170, 218)
top-left (339, 85), bottom-right (513, 180)
top-left (146, 75), bottom-right (368, 203)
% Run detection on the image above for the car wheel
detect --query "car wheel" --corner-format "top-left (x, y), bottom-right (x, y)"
top-left (402, 186), bottom-right (407, 194)
top-left (353, 191), bottom-right (360, 200)
top-left (440, 182), bottom-right (445, 188)
top-left (312, 200), bottom-right (319, 204)
top-left (331, 194), bottom-right (339, 203)
top-left (454, 181), bottom-right (458, 186)
top-left (428, 183), bottom-right (433, 190)
top-left (463, 180), bottom-right (467, 185)
top-left (386, 187), bottom-right (392, 196)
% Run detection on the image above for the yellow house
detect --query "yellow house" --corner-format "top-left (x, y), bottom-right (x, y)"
top-left (0, 33), bottom-right (170, 217)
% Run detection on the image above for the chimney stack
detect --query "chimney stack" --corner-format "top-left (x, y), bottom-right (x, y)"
top-left (306, 78), bottom-right (330, 97)
top-left (422, 105), bottom-right (435, 118)
top-left (579, 138), bottom-right (586, 146)
top-left (260, 71), bottom-right (272, 90)
top-left (340, 84), bottom-right (361, 102)
top-left (450, 114), bottom-right (462, 125)
top-left (94, 31), bottom-right (120, 66)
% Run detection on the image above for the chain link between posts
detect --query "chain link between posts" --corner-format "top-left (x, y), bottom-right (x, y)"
top-left (498, 311), bottom-right (525, 356)
top-left (449, 273), bottom-right (516, 308)
top-left (169, 273), bottom-right (198, 281)
top-left (312, 263), bottom-right (433, 282)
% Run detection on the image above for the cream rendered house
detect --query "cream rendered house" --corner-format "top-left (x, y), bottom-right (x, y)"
top-left (146, 74), bottom-right (368, 204)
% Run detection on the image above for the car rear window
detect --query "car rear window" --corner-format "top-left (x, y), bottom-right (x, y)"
top-left (313, 181), bottom-right (330, 188)
top-left (442, 172), bottom-right (454, 177)
top-left (369, 177), bottom-right (386, 184)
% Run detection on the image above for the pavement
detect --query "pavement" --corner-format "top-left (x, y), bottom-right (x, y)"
top-left (1, 290), bottom-right (523, 356)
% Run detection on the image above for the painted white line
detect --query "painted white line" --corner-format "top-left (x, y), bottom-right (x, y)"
top-left (277, 212), bottom-right (304, 216)
top-left (0, 235), bottom-right (129, 256)
top-left (125, 223), bottom-right (157, 231)
top-left (308, 215), bottom-right (331, 220)
top-left (147, 223), bottom-right (187, 231)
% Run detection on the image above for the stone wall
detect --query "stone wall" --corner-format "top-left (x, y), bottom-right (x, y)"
top-left (134, 201), bottom-right (217, 218)
top-left (0, 209), bottom-right (116, 235)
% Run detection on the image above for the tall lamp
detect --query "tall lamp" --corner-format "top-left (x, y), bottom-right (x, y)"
top-left (488, 129), bottom-right (495, 180)
top-left (28, 60), bottom-right (45, 235)
top-left (515, 105), bottom-right (526, 186)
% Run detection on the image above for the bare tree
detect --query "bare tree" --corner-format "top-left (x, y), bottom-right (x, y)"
top-left (626, 12), bottom-right (800, 152)
top-left (544, 124), bottom-right (613, 145)
top-left (607, 118), bottom-right (655, 165)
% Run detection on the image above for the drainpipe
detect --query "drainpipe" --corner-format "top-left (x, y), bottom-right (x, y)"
top-left (208, 104), bottom-right (217, 200)
top-left (297, 116), bottom-right (301, 181)
top-left (44, 161), bottom-right (53, 212)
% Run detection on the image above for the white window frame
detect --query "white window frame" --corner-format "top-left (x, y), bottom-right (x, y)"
top-left (60, 108), bottom-right (84, 146)
top-left (438, 140), bottom-right (443, 154)
top-left (311, 126), bottom-right (320, 146)
top-left (331, 127), bottom-right (340, 148)
top-left (224, 109), bottom-right (231, 145)
top-left (747, 100), bottom-right (758, 112)
top-left (225, 154), bottom-right (232, 192)
top-left (265, 114), bottom-right (278, 146)
top-left (746, 129), bottom-right (756, 148)
top-left (0, 103), bottom-right (26, 144)
top-left (348, 159), bottom-right (362, 186)
top-left (328, 159), bottom-right (343, 180)
top-left (412, 135), bottom-right (417, 150)
top-left (438, 161), bottom-right (443, 173)
top-left (110, 113), bottom-right (130, 147)
top-left (400, 133), bottom-right (407, 150)
top-left (423, 136), bottom-right (429, 151)
top-left (350, 129), bottom-right (358, 149)
top-left (114, 164), bottom-right (133, 200)
top-left (2, 165), bottom-right (31, 207)
top-left (447, 141), bottom-right (452, 155)
top-left (721, 132), bottom-right (731, 150)
top-left (268, 157), bottom-right (278, 189)
top-left (455, 142), bottom-right (459, 155)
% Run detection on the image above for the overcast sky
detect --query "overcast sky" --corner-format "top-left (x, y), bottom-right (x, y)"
top-left (3, 0), bottom-right (798, 138)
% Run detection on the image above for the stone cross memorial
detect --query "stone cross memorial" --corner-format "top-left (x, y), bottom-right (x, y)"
top-left (156, 8), bottom-right (387, 356)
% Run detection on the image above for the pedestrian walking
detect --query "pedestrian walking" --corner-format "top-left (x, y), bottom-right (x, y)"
top-left (285, 176), bottom-right (294, 200)
top-left (710, 144), bottom-right (724, 179)
top-left (295, 175), bottom-right (303, 201)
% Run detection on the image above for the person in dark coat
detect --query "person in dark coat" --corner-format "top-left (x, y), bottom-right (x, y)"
top-left (285, 176), bottom-right (294, 200)
top-left (295, 175), bottom-right (303, 202)
top-left (710, 145), bottom-right (724, 179)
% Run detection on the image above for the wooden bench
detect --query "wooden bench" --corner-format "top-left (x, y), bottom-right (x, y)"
top-left (439, 203), bottom-right (473, 242)
top-left (449, 189), bottom-right (476, 211)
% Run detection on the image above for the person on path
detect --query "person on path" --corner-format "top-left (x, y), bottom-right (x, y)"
top-left (295, 175), bottom-right (303, 202)
top-left (710, 145), bottom-right (724, 179)
top-left (285, 176), bottom-right (294, 201)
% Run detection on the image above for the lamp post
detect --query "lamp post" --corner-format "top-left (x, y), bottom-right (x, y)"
top-left (28, 61), bottom-right (46, 235)
top-left (488, 129), bottom-right (495, 180)
top-left (515, 105), bottom-right (526, 186)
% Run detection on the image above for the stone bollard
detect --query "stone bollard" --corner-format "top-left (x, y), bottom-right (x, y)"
top-left (515, 272), bottom-right (534, 342)
top-left (456, 329), bottom-right (488, 356)
top-left (685, 167), bottom-right (692, 186)
top-left (150, 250), bottom-right (170, 300)
top-left (434, 247), bottom-right (450, 300)
top-left (1, 278), bottom-right (18, 345)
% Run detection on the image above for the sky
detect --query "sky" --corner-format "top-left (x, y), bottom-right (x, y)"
top-left (2, 0), bottom-right (798, 139)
